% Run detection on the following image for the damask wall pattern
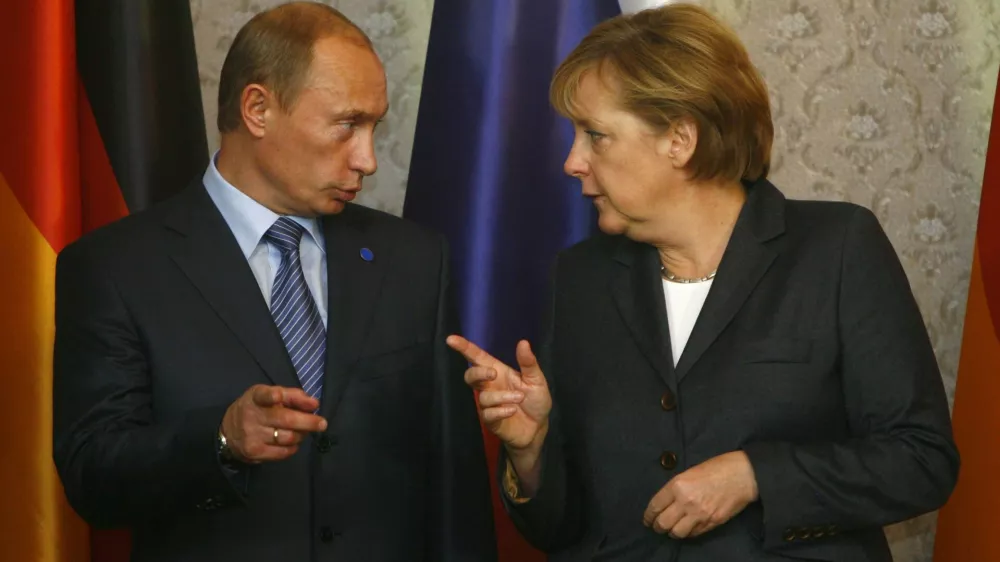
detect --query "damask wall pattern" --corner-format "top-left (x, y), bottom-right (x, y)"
top-left (188, 1), bottom-right (998, 561)
top-left (711, 2), bottom-right (997, 560)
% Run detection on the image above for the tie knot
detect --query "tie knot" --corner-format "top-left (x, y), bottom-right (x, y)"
top-left (265, 217), bottom-right (306, 253)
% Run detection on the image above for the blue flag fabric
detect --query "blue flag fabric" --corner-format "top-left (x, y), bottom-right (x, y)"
top-left (403, 1), bottom-right (621, 559)
top-left (405, 0), bottom-right (621, 368)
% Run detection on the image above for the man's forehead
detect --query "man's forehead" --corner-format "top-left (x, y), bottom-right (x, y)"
top-left (311, 35), bottom-right (382, 69)
top-left (308, 45), bottom-right (383, 83)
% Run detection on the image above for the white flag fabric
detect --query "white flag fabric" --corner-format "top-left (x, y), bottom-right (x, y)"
top-left (618, 0), bottom-right (692, 14)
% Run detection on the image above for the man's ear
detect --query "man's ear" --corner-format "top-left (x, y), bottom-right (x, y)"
top-left (241, 83), bottom-right (273, 138)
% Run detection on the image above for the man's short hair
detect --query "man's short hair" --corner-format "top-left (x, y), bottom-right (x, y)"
top-left (216, 2), bottom-right (373, 133)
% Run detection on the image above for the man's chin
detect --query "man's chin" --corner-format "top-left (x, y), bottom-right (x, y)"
top-left (310, 198), bottom-right (347, 216)
top-left (325, 200), bottom-right (347, 215)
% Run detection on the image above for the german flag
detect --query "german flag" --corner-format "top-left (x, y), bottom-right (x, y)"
top-left (933, 71), bottom-right (1000, 561)
top-left (0, 1), bottom-right (207, 561)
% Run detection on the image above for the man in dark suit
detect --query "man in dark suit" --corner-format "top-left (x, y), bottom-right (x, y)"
top-left (52, 3), bottom-right (496, 561)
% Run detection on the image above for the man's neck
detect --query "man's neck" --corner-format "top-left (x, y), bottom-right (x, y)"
top-left (216, 139), bottom-right (283, 215)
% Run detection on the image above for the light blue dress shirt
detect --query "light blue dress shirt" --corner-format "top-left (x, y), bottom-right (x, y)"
top-left (202, 152), bottom-right (328, 326)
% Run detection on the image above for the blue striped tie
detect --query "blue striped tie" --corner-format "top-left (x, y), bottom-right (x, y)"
top-left (265, 217), bottom-right (325, 399)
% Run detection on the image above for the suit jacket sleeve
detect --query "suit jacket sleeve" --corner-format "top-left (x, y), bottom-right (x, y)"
top-left (499, 256), bottom-right (586, 551)
top-left (425, 236), bottom-right (498, 561)
top-left (52, 240), bottom-right (245, 527)
top-left (742, 206), bottom-right (960, 550)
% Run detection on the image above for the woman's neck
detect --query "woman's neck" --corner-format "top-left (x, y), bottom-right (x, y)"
top-left (654, 180), bottom-right (746, 280)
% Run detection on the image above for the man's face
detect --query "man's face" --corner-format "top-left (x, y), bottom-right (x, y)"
top-left (256, 36), bottom-right (388, 217)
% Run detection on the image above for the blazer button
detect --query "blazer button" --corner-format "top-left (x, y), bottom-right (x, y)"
top-left (320, 526), bottom-right (334, 543)
top-left (660, 390), bottom-right (676, 411)
top-left (659, 451), bottom-right (678, 470)
top-left (316, 435), bottom-right (335, 453)
top-left (797, 528), bottom-right (812, 540)
top-left (783, 528), bottom-right (796, 542)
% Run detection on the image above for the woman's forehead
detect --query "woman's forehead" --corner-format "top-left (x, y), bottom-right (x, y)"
top-left (562, 67), bottom-right (623, 122)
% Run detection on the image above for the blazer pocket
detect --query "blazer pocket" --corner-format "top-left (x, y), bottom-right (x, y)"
top-left (353, 341), bottom-right (432, 380)
top-left (740, 337), bottom-right (812, 364)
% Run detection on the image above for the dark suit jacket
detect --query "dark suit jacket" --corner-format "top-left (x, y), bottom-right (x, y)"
top-left (503, 179), bottom-right (959, 562)
top-left (53, 183), bottom-right (497, 562)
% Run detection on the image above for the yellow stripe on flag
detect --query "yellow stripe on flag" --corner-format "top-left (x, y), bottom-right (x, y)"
top-left (0, 175), bottom-right (89, 562)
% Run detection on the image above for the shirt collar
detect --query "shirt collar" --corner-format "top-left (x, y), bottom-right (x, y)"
top-left (202, 151), bottom-right (325, 258)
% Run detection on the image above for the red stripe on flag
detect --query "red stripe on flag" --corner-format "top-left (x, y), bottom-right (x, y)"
top-left (78, 81), bottom-right (130, 232)
top-left (0, 1), bottom-right (79, 251)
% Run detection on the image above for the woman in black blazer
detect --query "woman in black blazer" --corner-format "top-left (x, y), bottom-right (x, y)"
top-left (449, 4), bottom-right (958, 561)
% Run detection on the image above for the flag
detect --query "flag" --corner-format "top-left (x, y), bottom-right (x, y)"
top-left (75, 0), bottom-right (209, 212)
top-left (932, 71), bottom-right (1000, 561)
top-left (0, 1), bottom-right (208, 561)
top-left (403, 0), bottom-right (621, 559)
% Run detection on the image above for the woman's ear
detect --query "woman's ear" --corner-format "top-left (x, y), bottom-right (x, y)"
top-left (658, 118), bottom-right (698, 168)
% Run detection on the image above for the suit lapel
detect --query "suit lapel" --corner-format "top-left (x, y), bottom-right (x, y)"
top-left (319, 205), bottom-right (390, 419)
top-left (163, 184), bottom-right (301, 389)
top-left (610, 239), bottom-right (676, 388)
top-left (673, 180), bottom-right (785, 381)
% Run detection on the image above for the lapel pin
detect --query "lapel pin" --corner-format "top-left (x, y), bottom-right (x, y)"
top-left (360, 247), bottom-right (374, 262)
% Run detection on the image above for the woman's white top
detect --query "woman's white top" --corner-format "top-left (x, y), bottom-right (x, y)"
top-left (662, 278), bottom-right (714, 366)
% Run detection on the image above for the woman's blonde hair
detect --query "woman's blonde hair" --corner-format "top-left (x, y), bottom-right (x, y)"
top-left (551, 4), bottom-right (773, 182)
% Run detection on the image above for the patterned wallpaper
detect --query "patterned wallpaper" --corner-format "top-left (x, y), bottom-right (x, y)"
top-left (702, 2), bottom-right (997, 560)
top-left (188, 1), bottom-right (999, 561)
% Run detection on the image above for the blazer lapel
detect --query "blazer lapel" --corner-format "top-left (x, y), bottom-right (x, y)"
top-left (163, 184), bottom-right (301, 389)
top-left (673, 180), bottom-right (786, 381)
top-left (319, 205), bottom-right (390, 419)
top-left (610, 239), bottom-right (676, 388)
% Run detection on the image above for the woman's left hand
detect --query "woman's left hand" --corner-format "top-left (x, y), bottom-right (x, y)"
top-left (643, 451), bottom-right (759, 539)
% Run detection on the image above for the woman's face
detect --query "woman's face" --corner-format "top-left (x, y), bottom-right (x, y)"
top-left (562, 71), bottom-right (695, 241)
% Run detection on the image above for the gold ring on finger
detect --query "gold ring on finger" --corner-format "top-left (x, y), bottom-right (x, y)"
top-left (273, 428), bottom-right (280, 444)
